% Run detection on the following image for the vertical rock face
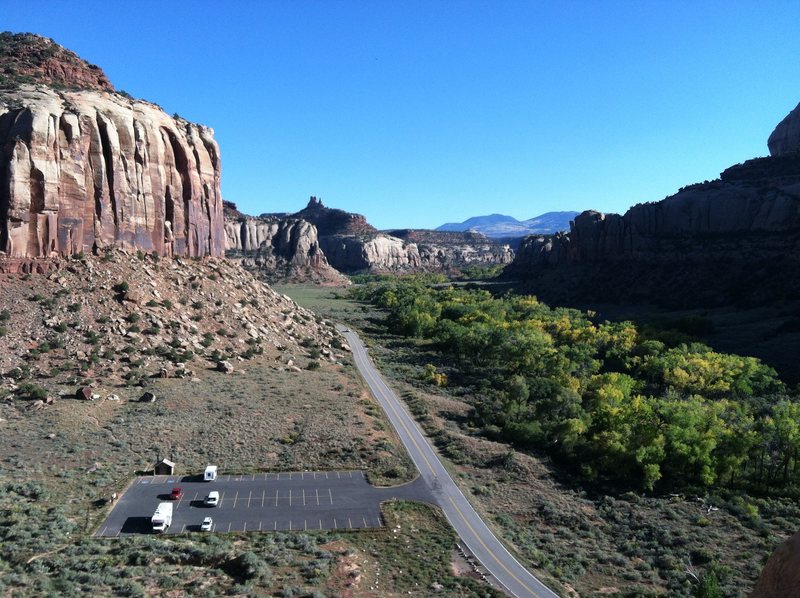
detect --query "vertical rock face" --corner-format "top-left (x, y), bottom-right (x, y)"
top-left (768, 101), bottom-right (800, 157)
top-left (506, 127), bottom-right (800, 307)
top-left (223, 213), bottom-right (344, 283)
top-left (0, 86), bottom-right (224, 258)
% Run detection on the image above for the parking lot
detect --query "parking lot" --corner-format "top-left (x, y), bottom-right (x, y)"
top-left (96, 470), bottom-right (433, 537)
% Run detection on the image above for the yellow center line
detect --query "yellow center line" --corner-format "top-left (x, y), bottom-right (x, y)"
top-left (349, 331), bottom-right (541, 597)
top-left (358, 347), bottom-right (438, 476)
top-left (448, 496), bottom-right (536, 596)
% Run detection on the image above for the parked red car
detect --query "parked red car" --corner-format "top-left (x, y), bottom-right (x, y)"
top-left (170, 487), bottom-right (183, 500)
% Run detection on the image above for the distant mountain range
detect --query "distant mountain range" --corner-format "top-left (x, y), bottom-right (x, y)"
top-left (436, 211), bottom-right (579, 238)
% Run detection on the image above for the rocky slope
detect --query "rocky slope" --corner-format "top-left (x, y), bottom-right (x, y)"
top-left (0, 32), bottom-right (113, 91)
top-left (506, 103), bottom-right (800, 308)
top-left (0, 250), bottom-right (346, 405)
top-left (0, 33), bottom-right (224, 267)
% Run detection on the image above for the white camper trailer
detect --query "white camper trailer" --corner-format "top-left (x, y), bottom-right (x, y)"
top-left (204, 465), bottom-right (218, 481)
top-left (151, 502), bottom-right (173, 533)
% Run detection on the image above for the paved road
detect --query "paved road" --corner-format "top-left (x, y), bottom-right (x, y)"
top-left (340, 326), bottom-right (559, 598)
top-left (97, 470), bottom-right (433, 537)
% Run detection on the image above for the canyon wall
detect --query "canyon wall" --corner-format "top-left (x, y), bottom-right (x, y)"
top-left (224, 214), bottom-right (344, 283)
top-left (506, 102), bottom-right (800, 308)
top-left (0, 86), bottom-right (224, 261)
top-left (0, 33), bottom-right (224, 266)
top-left (283, 197), bottom-right (513, 274)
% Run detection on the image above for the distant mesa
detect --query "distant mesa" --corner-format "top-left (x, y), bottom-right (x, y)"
top-left (437, 211), bottom-right (579, 238)
top-left (293, 196), bottom-right (378, 237)
top-left (0, 32), bottom-right (224, 265)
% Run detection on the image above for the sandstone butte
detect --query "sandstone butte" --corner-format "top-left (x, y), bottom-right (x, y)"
top-left (0, 33), bottom-right (224, 269)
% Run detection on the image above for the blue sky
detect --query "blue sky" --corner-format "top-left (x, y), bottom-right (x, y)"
top-left (5, 1), bottom-right (800, 229)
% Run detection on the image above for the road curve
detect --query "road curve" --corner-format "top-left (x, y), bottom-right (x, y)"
top-left (339, 327), bottom-right (559, 598)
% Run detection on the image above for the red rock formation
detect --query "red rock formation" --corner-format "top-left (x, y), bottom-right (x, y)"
top-left (293, 196), bottom-right (378, 236)
top-left (0, 32), bottom-right (113, 92)
top-left (0, 33), bottom-right (224, 260)
top-left (0, 86), bottom-right (224, 259)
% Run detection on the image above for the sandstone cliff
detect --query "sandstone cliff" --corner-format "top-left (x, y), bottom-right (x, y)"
top-left (0, 34), bottom-right (224, 264)
top-left (224, 212), bottom-right (344, 283)
top-left (507, 114), bottom-right (800, 307)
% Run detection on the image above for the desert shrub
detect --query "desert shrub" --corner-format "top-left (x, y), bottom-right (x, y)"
top-left (16, 381), bottom-right (48, 401)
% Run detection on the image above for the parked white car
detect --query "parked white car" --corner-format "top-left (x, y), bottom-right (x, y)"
top-left (204, 491), bottom-right (220, 507)
top-left (200, 517), bottom-right (213, 532)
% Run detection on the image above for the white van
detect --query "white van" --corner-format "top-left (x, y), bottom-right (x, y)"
top-left (204, 491), bottom-right (220, 507)
top-left (204, 465), bottom-right (218, 481)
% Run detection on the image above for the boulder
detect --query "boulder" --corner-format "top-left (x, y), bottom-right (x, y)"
top-left (750, 531), bottom-right (800, 597)
top-left (139, 391), bottom-right (156, 403)
top-left (216, 360), bottom-right (235, 373)
top-left (75, 386), bottom-right (92, 401)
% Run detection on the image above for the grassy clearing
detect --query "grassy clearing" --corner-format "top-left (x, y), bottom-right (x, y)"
top-left (278, 282), bottom-right (796, 597)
